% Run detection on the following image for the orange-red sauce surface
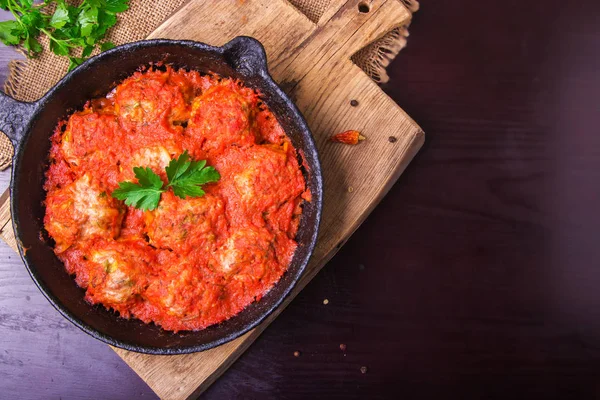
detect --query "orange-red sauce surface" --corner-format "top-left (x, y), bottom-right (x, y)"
top-left (43, 67), bottom-right (306, 331)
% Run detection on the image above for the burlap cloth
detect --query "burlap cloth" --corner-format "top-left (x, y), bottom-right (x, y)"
top-left (0, 0), bottom-right (419, 169)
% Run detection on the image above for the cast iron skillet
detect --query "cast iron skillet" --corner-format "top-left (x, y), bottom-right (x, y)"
top-left (0, 37), bottom-right (322, 355)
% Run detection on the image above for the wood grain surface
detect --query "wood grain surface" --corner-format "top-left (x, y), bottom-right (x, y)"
top-left (1, 1), bottom-right (424, 399)
top-left (3, 0), bottom-right (600, 399)
top-left (1, 0), bottom-right (423, 398)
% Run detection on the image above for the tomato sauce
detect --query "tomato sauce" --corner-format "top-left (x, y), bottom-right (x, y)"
top-left (43, 67), bottom-right (307, 331)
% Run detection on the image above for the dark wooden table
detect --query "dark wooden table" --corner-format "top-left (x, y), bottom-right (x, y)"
top-left (2, 1), bottom-right (600, 398)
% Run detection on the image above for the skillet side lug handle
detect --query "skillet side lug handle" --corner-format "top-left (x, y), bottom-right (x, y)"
top-left (223, 36), bottom-right (269, 79)
top-left (0, 90), bottom-right (36, 150)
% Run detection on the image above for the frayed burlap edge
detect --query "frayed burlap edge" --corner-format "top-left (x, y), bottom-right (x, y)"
top-left (352, 0), bottom-right (419, 83)
top-left (0, 134), bottom-right (13, 171)
top-left (4, 58), bottom-right (26, 99)
top-left (0, 0), bottom-right (419, 170)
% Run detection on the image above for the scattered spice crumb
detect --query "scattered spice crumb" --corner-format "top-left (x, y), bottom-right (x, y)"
top-left (340, 343), bottom-right (347, 352)
top-left (360, 366), bottom-right (368, 374)
top-left (294, 351), bottom-right (301, 357)
top-left (323, 299), bottom-right (329, 305)
top-left (350, 99), bottom-right (359, 107)
top-left (330, 130), bottom-right (365, 145)
top-left (388, 136), bottom-right (398, 143)
top-left (348, 186), bottom-right (354, 193)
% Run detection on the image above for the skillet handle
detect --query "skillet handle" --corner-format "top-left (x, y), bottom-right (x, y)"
top-left (0, 90), bottom-right (36, 150)
top-left (223, 36), bottom-right (269, 78)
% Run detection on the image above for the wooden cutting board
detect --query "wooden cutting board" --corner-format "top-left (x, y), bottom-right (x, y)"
top-left (0, 0), bottom-right (423, 398)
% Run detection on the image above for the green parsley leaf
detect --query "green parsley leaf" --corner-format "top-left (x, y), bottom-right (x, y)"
top-left (114, 151), bottom-right (220, 210)
top-left (50, 2), bottom-right (70, 29)
top-left (78, 6), bottom-right (98, 37)
top-left (20, 0), bottom-right (34, 9)
top-left (100, 41), bottom-right (114, 51)
top-left (21, 9), bottom-right (44, 38)
top-left (112, 167), bottom-right (165, 211)
top-left (24, 35), bottom-right (42, 55)
top-left (171, 182), bottom-right (207, 199)
top-left (0, 0), bottom-right (129, 65)
top-left (105, 0), bottom-right (129, 13)
top-left (81, 44), bottom-right (94, 58)
top-left (166, 151), bottom-right (220, 200)
top-left (85, 0), bottom-right (103, 8)
top-left (134, 166), bottom-right (164, 190)
top-left (95, 10), bottom-right (116, 37)
top-left (67, 56), bottom-right (84, 71)
top-left (66, 4), bottom-right (79, 23)
top-left (53, 27), bottom-right (76, 41)
top-left (0, 21), bottom-right (22, 45)
top-left (165, 150), bottom-right (192, 183)
top-left (50, 38), bottom-right (70, 56)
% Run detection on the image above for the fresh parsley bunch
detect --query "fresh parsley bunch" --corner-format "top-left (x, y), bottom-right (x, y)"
top-left (0, 0), bottom-right (129, 70)
top-left (112, 151), bottom-right (222, 211)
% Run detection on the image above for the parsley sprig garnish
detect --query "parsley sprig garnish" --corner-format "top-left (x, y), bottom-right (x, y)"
top-left (112, 151), bottom-right (221, 211)
top-left (0, 0), bottom-right (129, 71)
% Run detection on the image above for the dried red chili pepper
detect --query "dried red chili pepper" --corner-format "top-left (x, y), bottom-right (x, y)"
top-left (330, 130), bottom-right (366, 145)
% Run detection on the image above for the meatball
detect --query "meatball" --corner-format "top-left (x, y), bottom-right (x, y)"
top-left (144, 191), bottom-right (227, 254)
top-left (144, 260), bottom-right (229, 331)
top-left (146, 261), bottom-right (203, 318)
top-left (208, 226), bottom-right (284, 318)
top-left (216, 144), bottom-right (305, 226)
top-left (55, 110), bottom-right (124, 189)
top-left (118, 144), bottom-right (181, 182)
top-left (60, 110), bottom-right (122, 166)
top-left (185, 81), bottom-right (258, 156)
top-left (211, 227), bottom-right (275, 278)
top-left (44, 174), bottom-right (123, 253)
top-left (85, 239), bottom-right (152, 314)
top-left (114, 69), bottom-right (191, 128)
